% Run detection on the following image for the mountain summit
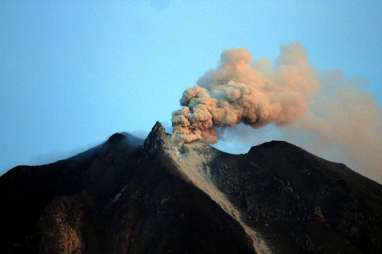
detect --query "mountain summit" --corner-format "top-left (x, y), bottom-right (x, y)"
top-left (1, 122), bottom-right (382, 254)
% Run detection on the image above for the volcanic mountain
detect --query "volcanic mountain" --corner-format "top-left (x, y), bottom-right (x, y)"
top-left (1, 122), bottom-right (382, 254)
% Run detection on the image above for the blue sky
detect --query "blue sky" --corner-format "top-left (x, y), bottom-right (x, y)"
top-left (1, 0), bottom-right (381, 173)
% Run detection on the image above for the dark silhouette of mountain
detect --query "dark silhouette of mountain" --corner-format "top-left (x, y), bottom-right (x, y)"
top-left (1, 122), bottom-right (382, 254)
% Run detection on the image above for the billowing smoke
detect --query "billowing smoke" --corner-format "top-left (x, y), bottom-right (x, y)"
top-left (172, 43), bottom-right (382, 182)
top-left (172, 44), bottom-right (319, 143)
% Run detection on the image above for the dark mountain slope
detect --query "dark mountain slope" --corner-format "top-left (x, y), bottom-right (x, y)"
top-left (1, 122), bottom-right (382, 254)
top-left (0, 127), bottom-right (253, 254)
top-left (206, 141), bottom-right (382, 253)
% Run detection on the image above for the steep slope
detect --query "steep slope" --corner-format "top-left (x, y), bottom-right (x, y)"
top-left (1, 122), bottom-right (382, 254)
top-left (206, 141), bottom-right (382, 253)
top-left (0, 125), bottom-right (253, 254)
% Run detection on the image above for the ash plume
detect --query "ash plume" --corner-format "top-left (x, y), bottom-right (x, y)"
top-left (172, 43), bottom-right (382, 182)
top-left (286, 71), bottom-right (382, 182)
top-left (172, 43), bottom-right (319, 143)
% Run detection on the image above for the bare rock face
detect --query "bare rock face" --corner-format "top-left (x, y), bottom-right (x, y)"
top-left (205, 141), bottom-right (382, 253)
top-left (1, 122), bottom-right (382, 254)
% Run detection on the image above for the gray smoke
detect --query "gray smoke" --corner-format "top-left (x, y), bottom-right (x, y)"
top-left (172, 44), bottom-right (318, 143)
top-left (171, 43), bottom-right (382, 182)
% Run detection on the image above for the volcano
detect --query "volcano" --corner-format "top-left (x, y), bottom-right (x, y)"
top-left (1, 122), bottom-right (382, 254)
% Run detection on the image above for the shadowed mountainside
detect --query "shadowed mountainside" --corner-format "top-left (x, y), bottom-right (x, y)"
top-left (1, 122), bottom-right (382, 254)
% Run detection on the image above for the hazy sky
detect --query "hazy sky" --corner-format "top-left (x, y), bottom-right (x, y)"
top-left (1, 0), bottom-right (381, 173)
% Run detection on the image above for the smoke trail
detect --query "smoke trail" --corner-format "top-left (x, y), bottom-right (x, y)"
top-left (172, 43), bottom-right (319, 143)
top-left (285, 70), bottom-right (382, 182)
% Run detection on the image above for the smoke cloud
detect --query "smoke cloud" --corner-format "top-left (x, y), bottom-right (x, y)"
top-left (172, 44), bottom-right (319, 143)
top-left (285, 71), bottom-right (382, 182)
top-left (172, 43), bottom-right (382, 182)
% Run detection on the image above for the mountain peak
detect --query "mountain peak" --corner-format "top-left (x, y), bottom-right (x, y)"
top-left (152, 121), bottom-right (166, 134)
top-left (143, 121), bottom-right (170, 155)
top-left (106, 132), bottom-right (126, 144)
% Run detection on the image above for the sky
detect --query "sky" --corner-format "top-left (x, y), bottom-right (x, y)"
top-left (1, 0), bottom-right (381, 174)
